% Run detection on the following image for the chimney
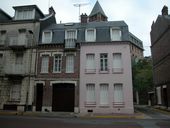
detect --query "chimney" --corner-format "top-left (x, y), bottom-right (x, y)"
top-left (81, 13), bottom-right (88, 23)
top-left (162, 5), bottom-right (168, 16)
top-left (49, 6), bottom-right (56, 15)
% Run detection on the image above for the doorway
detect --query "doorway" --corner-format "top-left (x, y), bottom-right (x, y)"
top-left (52, 83), bottom-right (75, 112)
top-left (36, 84), bottom-right (43, 111)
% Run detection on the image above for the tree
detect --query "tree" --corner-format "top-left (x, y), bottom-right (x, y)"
top-left (132, 57), bottom-right (153, 104)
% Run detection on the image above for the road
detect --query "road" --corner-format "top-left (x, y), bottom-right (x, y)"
top-left (0, 106), bottom-right (170, 128)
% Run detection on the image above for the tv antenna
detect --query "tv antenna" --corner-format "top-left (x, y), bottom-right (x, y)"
top-left (73, 3), bottom-right (89, 21)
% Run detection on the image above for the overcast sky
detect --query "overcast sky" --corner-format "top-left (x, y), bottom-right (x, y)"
top-left (0, 0), bottom-right (169, 56)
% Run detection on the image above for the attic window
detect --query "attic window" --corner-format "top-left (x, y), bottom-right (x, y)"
top-left (42, 31), bottom-right (52, 44)
top-left (110, 27), bottom-right (122, 41)
top-left (64, 23), bottom-right (74, 26)
top-left (15, 9), bottom-right (34, 20)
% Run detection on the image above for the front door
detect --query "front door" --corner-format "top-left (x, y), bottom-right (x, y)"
top-left (36, 84), bottom-right (43, 111)
top-left (52, 83), bottom-right (75, 112)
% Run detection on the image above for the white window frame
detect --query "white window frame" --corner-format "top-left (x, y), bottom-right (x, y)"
top-left (85, 28), bottom-right (96, 42)
top-left (110, 27), bottom-right (122, 41)
top-left (112, 53), bottom-right (123, 73)
top-left (53, 54), bottom-right (62, 73)
top-left (100, 53), bottom-right (108, 72)
top-left (40, 55), bottom-right (49, 73)
top-left (100, 84), bottom-right (109, 106)
top-left (65, 29), bottom-right (77, 39)
top-left (66, 54), bottom-right (74, 73)
top-left (42, 31), bottom-right (53, 44)
top-left (15, 9), bottom-right (34, 20)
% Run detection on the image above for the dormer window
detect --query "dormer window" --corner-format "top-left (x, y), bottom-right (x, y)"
top-left (15, 9), bottom-right (34, 20)
top-left (85, 28), bottom-right (96, 42)
top-left (42, 31), bottom-right (52, 44)
top-left (110, 28), bottom-right (122, 41)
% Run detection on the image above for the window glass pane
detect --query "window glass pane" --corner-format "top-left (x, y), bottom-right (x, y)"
top-left (54, 54), bottom-right (62, 72)
top-left (86, 54), bottom-right (95, 70)
top-left (156, 87), bottom-right (162, 104)
top-left (66, 54), bottom-right (74, 73)
top-left (100, 53), bottom-right (108, 71)
top-left (86, 29), bottom-right (95, 42)
top-left (100, 84), bottom-right (109, 105)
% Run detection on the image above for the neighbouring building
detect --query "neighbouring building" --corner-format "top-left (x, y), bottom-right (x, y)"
top-left (150, 6), bottom-right (170, 109)
top-left (0, 5), bottom-right (56, 111)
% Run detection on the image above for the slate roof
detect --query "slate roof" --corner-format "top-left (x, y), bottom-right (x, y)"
top-left (0, 8), bottom-right (12, 22)
top-left (89, 1), bottom-right (107, 17)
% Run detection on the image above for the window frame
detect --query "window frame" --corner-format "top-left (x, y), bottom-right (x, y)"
top-left (42, 31), bottom-right (53, 44)
top-left (110, 27), bottom-right (122, 41)
top-left (85, 83), bottom-right (96, 106)
top-left (53, 54), bottom-right (62, 73)
top-left (40, 55), bottom-right (49, 73)
top-left (100, 53), bottom-right (109, 73)
top-left (66, 54), bottom-right (74, 73)
top-left (85, 28), bottom-right (96, 42)
top-left (112, 53), bottom-right (123, 73)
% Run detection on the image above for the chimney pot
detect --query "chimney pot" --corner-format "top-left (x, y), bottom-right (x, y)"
top-left (162, 5), bottom-right (168, 16)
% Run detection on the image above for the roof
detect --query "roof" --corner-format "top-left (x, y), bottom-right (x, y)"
top-left (0, 8), bottom-right (12, 20)
top-left (89, 1), bottom-right (107, 17)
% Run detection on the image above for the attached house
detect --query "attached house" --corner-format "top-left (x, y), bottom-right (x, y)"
top-left (0, 5), bottom-right (56, 111)
top-left (150, 6), bottom-right (170, 109)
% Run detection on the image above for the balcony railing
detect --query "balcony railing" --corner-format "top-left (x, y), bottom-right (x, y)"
top-left (65, 38), bottom-right (76, 49)
top-left (4, 64), bottom-right (28, 75)
top-left (7, 35), bottom-right (31, 49)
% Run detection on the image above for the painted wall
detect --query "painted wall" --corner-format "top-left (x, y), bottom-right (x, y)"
top-left (79, 43), bottom-right (134, 114)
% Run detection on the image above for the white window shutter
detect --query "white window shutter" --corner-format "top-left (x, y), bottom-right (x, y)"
top-left (114, 84), bottom-right (124, 103)
top-left (100, 84), bottom-right (109, 105)
top-left (86, 84), bottom-right (95, 103)
top-left (66, 55), bottom-right (74, 73)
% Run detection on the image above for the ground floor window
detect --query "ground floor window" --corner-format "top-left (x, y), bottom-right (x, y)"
top-left (113, 84), bottom-right (124, 105)
top-left (100, 84), bottom-right (109, 105)
top-left (86, 84), bottom-right (95, 105)
top-left (156, 87), bottom-right (162, 105)
top-left (10, 84), bottom-right (21, 101)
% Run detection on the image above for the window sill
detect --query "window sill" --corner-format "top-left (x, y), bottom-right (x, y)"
top-left (99, 104), bottom-right (110, 108)
top-left (113, 102), bottom-right (125, 107)
top-left (112, 68), bottom-right (123, 74)
top-left (99, 70), bottom-right (109, 74)
top-left (85, 69), bottom-right (96, 74)
top-left (85, 102), bottom-right (96, 107)
top-left (40, 72), bottom-right (49, 74)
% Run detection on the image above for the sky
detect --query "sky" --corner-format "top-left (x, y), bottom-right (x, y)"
top-left (0, 0), bottom-right (169, 56)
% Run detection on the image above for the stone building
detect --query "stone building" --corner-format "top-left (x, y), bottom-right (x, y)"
top-left (0, 5), bottom-right (56, 111)
top-left (150, 6), bottom-right (170, 109)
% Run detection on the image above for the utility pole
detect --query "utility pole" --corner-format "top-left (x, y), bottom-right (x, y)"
top-left (73, 3), bottom-right (89, 21)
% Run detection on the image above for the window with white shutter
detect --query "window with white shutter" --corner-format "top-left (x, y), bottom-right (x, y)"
top-left (85, 54), bottom-right (95, 73)
top-left (41, 55), bottom-right (49, 73)
top-left (10, 84), bottom-right (21, 101)
top-left (42, 31), bottom-right (52, 44)
top-left (113, 84), bottom-right (124, 106)
top-left (85, 29), bottom-right (96, 42)
top-left (86, 84), bottom-right (96, 105)
top-left (113, 53), bottom-right (123, 73)
top-left (53, 54), bottom-right (62, 73)
top-left (66, 54), bottom-right (74, 73)
top-left (156, 87), bottom-right (162, 104)
top-left (110, 28), bottom-right (121, 41)
top-left (100, 84), bottom-right (109, 105)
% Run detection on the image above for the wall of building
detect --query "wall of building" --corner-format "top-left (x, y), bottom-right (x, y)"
top-left (79, 43), bottom-right (134, 114)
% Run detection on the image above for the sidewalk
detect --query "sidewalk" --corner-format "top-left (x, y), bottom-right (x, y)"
top-left (0, 110), bottom-right (147, 119)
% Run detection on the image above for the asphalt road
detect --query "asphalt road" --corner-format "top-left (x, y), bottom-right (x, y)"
top-left (0, 106), bottom-right (170, 128)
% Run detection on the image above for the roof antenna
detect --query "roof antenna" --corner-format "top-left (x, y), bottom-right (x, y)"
top-left (73, 2), bottom-right (89, 21)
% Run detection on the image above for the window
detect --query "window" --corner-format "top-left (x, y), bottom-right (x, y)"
top-left (41, 55), bottom-right (49, 73)
top-left (100, 84), bottom-right (109, 105)
top-left (110, 28), bottom-right (121, 41)
top-left (113, 53), bottom-right (123, 73)
top-left (85, 54), bottom-right (95, 73)
top-left (65, 30), bottom-right (77, 48)
top-left (53, 54), bottom-right (62, 73)
top-left (66, 54), bottom-right (74, 73)
top-left (0, 31), bottom-right (6, 45)
top-left (0, 54), bottom-right (3, 65)
top-left (16, 53), bottom-right (23, 65)
top-left (85, 29), bottom-right (96, 42)
top-left (18, 31), bottom-right (26, 45)
top-left (10, 84), bottom-right (21, 101)
top-left (156, 87), bottom-right (162, 104)
top-left (86, 84), bottom-right (95, 105)
top-left (100, 53), bottom-right (108, 72)
top-left (15, 9), bottom-right (34, 20)
top-left (114, 84), bottom-right (124, 105)
top-left (42, 31), bottom-right (52, 44)
top-left (65, 30), bottom-right (77, 39)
